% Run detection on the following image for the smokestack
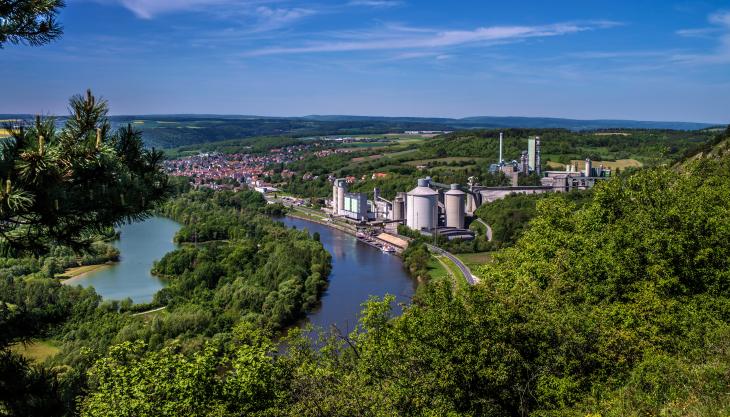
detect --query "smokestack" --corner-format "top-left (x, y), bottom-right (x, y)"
top-left (535, 136), bottom-right (542, 176)
top-left (499, 132), bottom-right (504, 164)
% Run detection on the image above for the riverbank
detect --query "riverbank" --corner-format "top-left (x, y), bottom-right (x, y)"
top-left (58, 263), bottom-right (115, 285)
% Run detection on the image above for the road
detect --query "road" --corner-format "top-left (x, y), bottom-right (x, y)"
top-left (426, 244), bottom-right (479, 285)
top-left (475, 218), bottom-right (493, 242)
top-left (131, 306), bottom-right (166, 316)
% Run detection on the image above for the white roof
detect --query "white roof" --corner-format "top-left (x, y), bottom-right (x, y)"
top-left (407, 186), bottom-right (438, 196)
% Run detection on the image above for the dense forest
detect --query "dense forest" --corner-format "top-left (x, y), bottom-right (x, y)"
top-left (475, 190), bottom-right (594, 245)
top-left (76, 128), bottom-right (730, 416)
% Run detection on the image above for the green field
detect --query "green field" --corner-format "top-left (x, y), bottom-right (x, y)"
top-left (404, 157), bottom-right (488, 166)
top-left (547, 159), bottom-right (643, 171)
top-left (10, 340), bottom-right (60, 363)
top-left (456, 252), bottom-right (493, 269)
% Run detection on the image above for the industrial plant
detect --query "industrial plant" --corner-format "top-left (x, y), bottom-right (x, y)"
top-left (328, 133), bottom-right (610, 238)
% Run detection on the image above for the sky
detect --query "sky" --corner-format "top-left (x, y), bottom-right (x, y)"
top-left (2, 0), bottom-right (730, 123)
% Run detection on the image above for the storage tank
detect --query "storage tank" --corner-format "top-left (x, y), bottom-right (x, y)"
top-left (393, 192), bottom-right (406, 221)
top-left (332, 184), bottom-right (339, 213)
top-left (584, 158), bottom-right (592, 177)
top-left (406, 178), bottom-right (438, 231)
top-left (336, 179), bottom-right (347, 215)
top-left (444, 184), bottom-right (465, 228)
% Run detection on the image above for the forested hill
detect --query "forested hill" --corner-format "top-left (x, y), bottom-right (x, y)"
top-left (304, 115), bottom-right (717, 131)
top-left (1, 114), bottom-right (718, 149)
top-left (677, 126), bottom-right (730, 166)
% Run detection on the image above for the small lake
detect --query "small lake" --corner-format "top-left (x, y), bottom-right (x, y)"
top-left (280, 217), bottom-right (417, 333)
top-left (66, 217), bottom-right (180, 303)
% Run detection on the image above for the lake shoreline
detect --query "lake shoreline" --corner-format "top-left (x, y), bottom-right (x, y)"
top-left (59, 263), bottom-right (116, 285)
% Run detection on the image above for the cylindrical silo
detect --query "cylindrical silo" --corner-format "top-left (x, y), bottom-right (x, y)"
top-left (332, 184), bottom-right (339, 213)
top-left (337, 179), bottom-right (346, 215)
top-left (406, 179), bottom-right (438, 231)
top-left (444, 184), bottom-right (465, 229)
top-left (584, 158), bottom-right (592, 177)
top-left (393, 192), bottom-right (405, 221)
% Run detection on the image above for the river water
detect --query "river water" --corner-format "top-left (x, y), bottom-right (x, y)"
top-left (67, 215), bottom-right (416, 330)
top-left (65, 217), bottom-right (180, 304)
top-left (280, 217), bottom-right (416, 333)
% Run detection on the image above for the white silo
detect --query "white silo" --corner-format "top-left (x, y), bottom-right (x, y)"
top-left (337, 179), bottom-right (347, 215)
top-left (406, 178), bottom-right (438, 231)
top-left (584, 158), bottom-right (592, 177)
top-left (444, 184), bottom-right (465, 229)
top-left (393, 192), bottom-right (406, 221)
top-left (332, 183), bottom-right (339, 213)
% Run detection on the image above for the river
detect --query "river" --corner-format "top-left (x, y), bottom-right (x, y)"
top-left (280, 216), bottom-right (416, 332)
top-left (67, 215), bottom-right (416, 330)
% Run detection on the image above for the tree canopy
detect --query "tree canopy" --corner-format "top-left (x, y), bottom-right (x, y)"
top-left (0, 0), bottom-right (64, 47)
top-left (0, 90), bottom-right (168, 253)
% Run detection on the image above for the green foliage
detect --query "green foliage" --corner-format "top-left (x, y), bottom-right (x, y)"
top-left (81, 325), bottom-right (285, 417)
top-left (0, 0), bottom-right (64, 47)
top-left (475, 190), bottom-right (592, 245)
top-left (401, 240), bottom-right (431, 280)
top-left (154, 189), bottom-right (331, 330)
top-left (0, 90), bottom-right (169, 253)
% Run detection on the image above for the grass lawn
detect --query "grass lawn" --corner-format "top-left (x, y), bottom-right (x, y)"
top-left (10, 340), bottom-right (60, 363)
top-left (456, 252), bottom-right (493, 269)
top-left (427, 256), bottom-right (449, 281)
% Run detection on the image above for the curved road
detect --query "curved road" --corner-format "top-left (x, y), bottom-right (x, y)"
top-left (426, 244), bottom-right (479, 285)
top-left (475, 218), bottom-right (493, 242)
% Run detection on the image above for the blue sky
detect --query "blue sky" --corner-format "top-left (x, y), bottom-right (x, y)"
top-left (3, 0), bottom-right (730, 122)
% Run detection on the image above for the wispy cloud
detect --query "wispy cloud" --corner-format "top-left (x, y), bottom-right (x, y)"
top-left (348, 0), bottom-right (403, 8)
top-left (246, 20), bottom-right (620, 56)
top-left (98, 0), bottom-right (316, 29)
top-left (674, 10), bottom-right (730, 64)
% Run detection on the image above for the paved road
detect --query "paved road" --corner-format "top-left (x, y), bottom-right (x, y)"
top-left (131, 306), bottom-right (166, 316)
top-left (426, 244), bottom-right (479, 285)
top-left (475, 218), bottom-right (493, 242)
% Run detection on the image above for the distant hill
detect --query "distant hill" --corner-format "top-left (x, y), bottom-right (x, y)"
top-left (304, 115), bottom-right (717, 131)
top-left (0, 114), bottom-right (720, 148)
top-left (676, 126), bottom-right (730, 169)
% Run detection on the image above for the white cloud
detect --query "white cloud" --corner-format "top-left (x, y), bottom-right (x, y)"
top-left (674, 10), bottom-right (730, 64)
top-left (246, 20), bottom-right (620, 56)
top-left (348, 0), bottom-right (403, 8)
top-left (113, 0), bottom-right (235, 19)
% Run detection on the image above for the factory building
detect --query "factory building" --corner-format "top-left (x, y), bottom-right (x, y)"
top-left (342, 192), bottom-right (369, 221)
top-left (540, 158), bottom-right (611, 192)
top-left (444, 184), bottom-right (466, 228)
top-left (331, 178), bottom-right (348, 215)
top-left (392, 192), bottom-right (406, 222)
top-left (406, 178), bottom-right (439, 231)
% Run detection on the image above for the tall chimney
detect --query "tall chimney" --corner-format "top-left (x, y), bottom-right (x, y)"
top-left (535, 136), bottom-right (542, 176)
top-left (499, 132), bottom-right (504, 164)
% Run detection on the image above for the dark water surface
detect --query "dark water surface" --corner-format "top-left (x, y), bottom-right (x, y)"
top-left (280, 216), bottom-right (417, 333)
top-left (67, 217), bottom-right (180, 303)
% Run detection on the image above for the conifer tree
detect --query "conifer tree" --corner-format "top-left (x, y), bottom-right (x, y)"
top-left (0, 90), bottom-right (169, 253)
top-left (0, 0), bottom-right (64, 47)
